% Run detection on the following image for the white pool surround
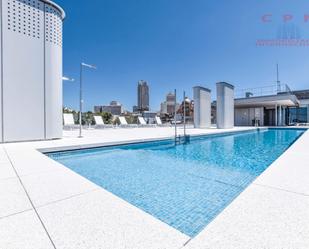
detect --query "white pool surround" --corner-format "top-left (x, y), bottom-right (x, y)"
top-left (0, 126), bottom-right (308, 249)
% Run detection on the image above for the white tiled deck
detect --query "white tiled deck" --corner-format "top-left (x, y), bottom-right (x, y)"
top-left (0, 126), bottom-right (308, 249)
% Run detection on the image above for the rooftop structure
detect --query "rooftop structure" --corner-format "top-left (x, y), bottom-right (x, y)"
top-left (0, 0), bottom-right (65, 142)
top-left (233, 84), bottom-right (309, 126)
top-left (177, 97), bottom-right (194, 120)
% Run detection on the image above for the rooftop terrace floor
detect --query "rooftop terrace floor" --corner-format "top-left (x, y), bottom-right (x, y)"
top-left (0, 126), bottom-right (308, 249)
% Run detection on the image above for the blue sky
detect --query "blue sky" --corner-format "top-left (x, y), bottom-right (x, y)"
top-left (58, 0), bottom-right (309, 112)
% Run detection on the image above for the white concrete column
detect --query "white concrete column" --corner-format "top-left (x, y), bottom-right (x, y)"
top-left (278, 105), bottom-right (282, 126)
top-left (282, 107), bottom-right (286, 126)
top-left (216, 82), bottom-right (234, 129)
top-left (193, 86), bottom-right (211, 128)
top-left (307, 105), bottom-right (309, 123)
top-left (275, 104), bottom-right (278, 126)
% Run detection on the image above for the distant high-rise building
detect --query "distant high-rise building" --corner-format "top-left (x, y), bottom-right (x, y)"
top-left (94, 101), bottom-right (124, 115)
top-left (160, 92), bottom-right (179, 115)
top-left (94, 106), bottom-right (102, 114)
top-left (132, 105), bottom-right (139, 113)
top-left (137, 80), bottom-right (149, 112)
top-left (177, 97), bottom-right (194, 123)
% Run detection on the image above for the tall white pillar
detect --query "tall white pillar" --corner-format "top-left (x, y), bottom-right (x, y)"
top-left (216, 82), bottom-right (234, 129)
top-left (282, 107), bottom-right (286, 126)
top-left (193, 86), bottom-right (211, 128)
top-left (278, 105), bottom-right (282, 126)
top-left (275, 104), bottom-right (278, 126)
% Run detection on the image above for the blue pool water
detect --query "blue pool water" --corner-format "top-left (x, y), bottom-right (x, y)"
top-left (48, 128), bottom-right (305, 237)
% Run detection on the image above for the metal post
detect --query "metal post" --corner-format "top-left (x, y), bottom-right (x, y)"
top-left (183, 91), bottom-right (186, 136)
top-left (79, 63), bottom-right (83, 138)
top-left (174, 89), bottom-right (177, 141)
top-left (275, 104), bottom-right (278, 126)
top-left (78, 62), bottom-right (97, 138)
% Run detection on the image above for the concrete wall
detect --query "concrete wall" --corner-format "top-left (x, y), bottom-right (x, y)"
top-left (216, 82), bottom-right (234, 129)
top-left (0, 0), bottom-right (2, 141)
top-left (2, 0), bottom-right (45, 142)
top-left (45, 15), bottom-right (63, 139)
top-left (0, 0), bottom-right (64, 142)
top-left (193, 86), bottom-right (211, 128)
top-left (235, 108), bottom-right (248, 126)
top-left (235, 107), bottom-right (264, 126)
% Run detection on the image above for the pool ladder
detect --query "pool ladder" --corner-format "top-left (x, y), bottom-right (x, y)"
top-left (175, 135), bottom-right (191, 145)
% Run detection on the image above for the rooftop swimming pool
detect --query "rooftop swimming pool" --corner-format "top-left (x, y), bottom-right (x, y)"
top-left (47, 128), bottom-right (305, 237)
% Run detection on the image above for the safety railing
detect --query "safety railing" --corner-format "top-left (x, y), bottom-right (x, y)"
top-left (235, 83), bottom-right (292, 99)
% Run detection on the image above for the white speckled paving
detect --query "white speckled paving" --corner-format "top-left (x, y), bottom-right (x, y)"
top-left (0, 126), bottom-right (308, 249)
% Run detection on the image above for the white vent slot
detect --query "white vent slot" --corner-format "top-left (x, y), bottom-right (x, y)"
top-left (45, 4), bottom-right (62, 47)
top-left (7, 0), bottom-right (43, 39)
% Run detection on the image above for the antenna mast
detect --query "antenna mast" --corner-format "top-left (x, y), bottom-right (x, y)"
top-left (276, 63), bottom-right (281, 93)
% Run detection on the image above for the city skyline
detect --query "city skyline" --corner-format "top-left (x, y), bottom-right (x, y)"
top-left (90, 82), bottom-right (188, 113)
top-left (59, 0), bottom-right (309, 111)
top-left (92, 82), bottom-right (176, 113)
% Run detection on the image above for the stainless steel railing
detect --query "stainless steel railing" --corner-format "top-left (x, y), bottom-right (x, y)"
top-left (235, 83), bottom-right (292, 99)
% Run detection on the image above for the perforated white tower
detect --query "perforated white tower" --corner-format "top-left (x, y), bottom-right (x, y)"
top-left (0, 0), bottom-right (65, 142)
